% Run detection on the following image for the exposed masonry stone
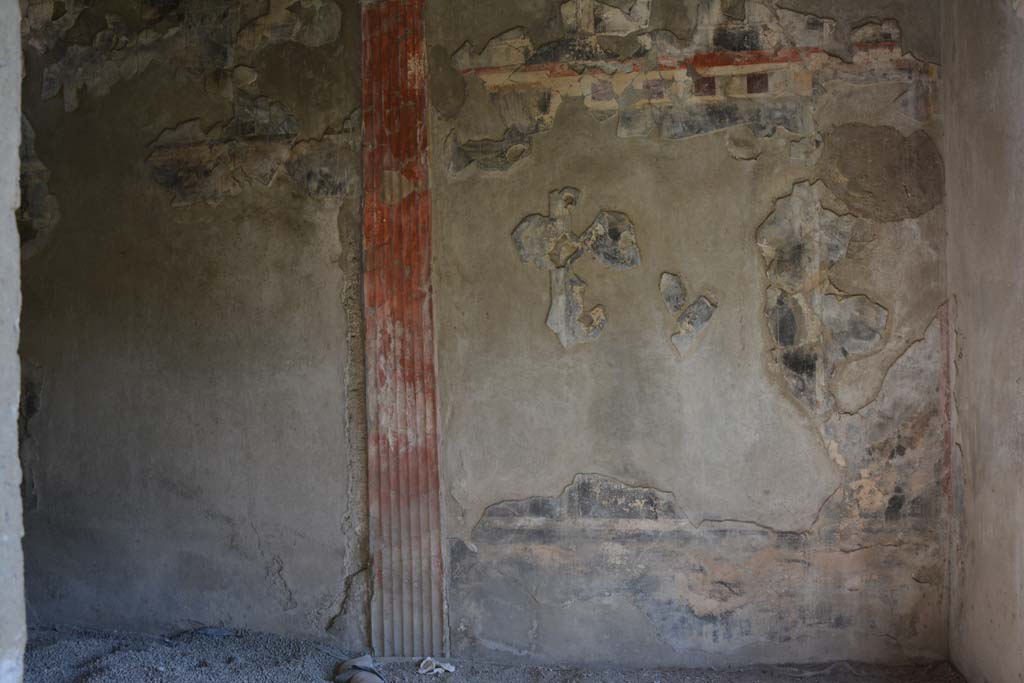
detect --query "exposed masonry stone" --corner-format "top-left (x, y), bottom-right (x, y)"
top-left (513, 188), bottom-right (641, 348)
top-left (445, 0), bottom-right (938, 174)
top-left (27, 0), bottom-right (343, 112)
top-left (17, 116), bottom-right (60, 260)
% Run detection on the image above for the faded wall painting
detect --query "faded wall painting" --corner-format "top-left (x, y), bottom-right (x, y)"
top-left (429, 0), bottom-right (947, 667)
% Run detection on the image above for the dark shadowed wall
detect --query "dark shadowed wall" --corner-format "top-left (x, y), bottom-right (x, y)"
top-left (18, 0), bottom-right (369, 650)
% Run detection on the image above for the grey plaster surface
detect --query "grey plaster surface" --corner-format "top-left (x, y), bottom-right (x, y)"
top-left (944, 0), bottom-right (1024, 680)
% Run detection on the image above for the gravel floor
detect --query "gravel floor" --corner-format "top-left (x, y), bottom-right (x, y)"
top-left (24, 626), bottom-right (967, 683)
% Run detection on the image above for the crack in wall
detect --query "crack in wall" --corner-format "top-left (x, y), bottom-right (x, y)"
top-left (250, 522), bottom-right (298, 612)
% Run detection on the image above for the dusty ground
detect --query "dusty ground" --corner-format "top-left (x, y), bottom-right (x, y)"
top-left (25, 627), bottom-right (967, 683)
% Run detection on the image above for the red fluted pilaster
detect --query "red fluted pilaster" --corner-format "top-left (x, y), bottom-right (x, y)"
top-left (362, 0), bottom-right (444, 658)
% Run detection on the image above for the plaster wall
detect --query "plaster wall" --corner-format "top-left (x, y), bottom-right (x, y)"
top-left (944, 1), bottom-right (1024, 680)
top-left (428, 0), bottom-right (951, 667)
top-left (1, 1), bottom-right (26, 680)
top-left (13, 0), bottom-right (967, 671)
top-left (17, 0), bottom-right (368, 649)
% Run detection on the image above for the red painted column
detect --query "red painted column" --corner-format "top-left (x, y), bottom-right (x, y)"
top-left (361, 0), bottom-right (445, 657)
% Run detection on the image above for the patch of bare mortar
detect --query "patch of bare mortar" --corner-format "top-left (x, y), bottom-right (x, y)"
top-left (659, 273), bottom-right (718, 356)
top-left (146, 102), bottom-right (360, 206)
top-left (756, 181), bottom-right (890, 413)
top-left (512, 188), bottom-right (641, 348)
top-left (17, 115), bottom-right (60, 260)
top-left (26, 0), bottom-right (343, 112)
top-left (816, 124), bottom-right (944, 222)
top-left (442, 1), bottom-right (938, 175)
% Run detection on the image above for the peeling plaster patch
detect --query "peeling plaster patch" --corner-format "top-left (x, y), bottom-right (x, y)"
top-left (475, 475), bottom-right (684, 538)
top-left (823, 318), bottom-right (947, 536)
top-left (33, 0), bottom-right (343, 111)
top-left (445, 1), bottom-right (938, 173)
top-left (585, 210), bottom-right (641, 269)
top-left (513, 188), bottom-right (640, 348)
top-left (659, 272), bottom-right (687, 314)
top-left (672, 296), bottom-right (717, 356)
top-left (21, 0), bottom-right (88, 52)
top-left (547, 268), bottom-right (608, 347)
top-left (285, 124), bottom-right (361, 200)
top-left (147, 101), bottom-right (359, 206)
top-left (820, 294), bottom-right (888, 360)
top-left (236, 0), bottom-right (342, 51)
top-left (757, 181), bottom-right (892, 412)
top-left (18, 367), bottom-right (43, 513)
top-left (660, 272), bottom-right (717, 356)
top-left (560, 0), bottom-right (654, 36)
top-left (447, 87), bottom-right (559, 174)
top-left (17, 116), bottom-right (60, 260)
top-left (813, 81), bottom-right (938, 135)
top-left (826, 209), bottom-right (945, 414)
top-left (205, 65), bottom-right (261, 100)
top-left (817, 124), bottom-right (944, 222)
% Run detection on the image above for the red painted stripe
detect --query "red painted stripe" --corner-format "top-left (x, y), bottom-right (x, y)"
top-left (362, 0), bottom-right (445, 658)
top-left (462, 47), bottom-right (827, 78)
